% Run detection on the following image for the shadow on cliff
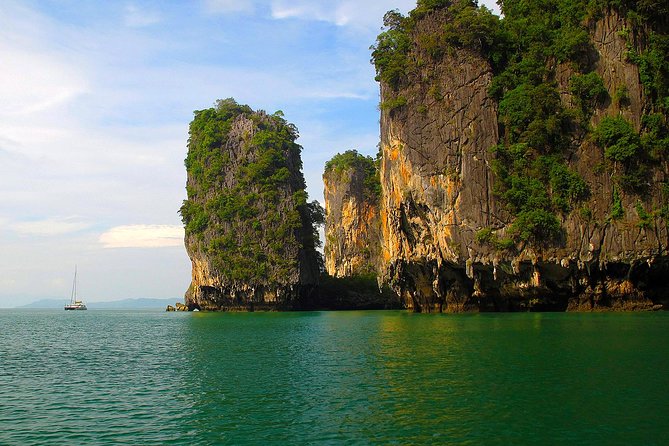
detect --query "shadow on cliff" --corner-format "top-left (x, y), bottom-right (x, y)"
top-left (318, 273), bottom-right (402, 310)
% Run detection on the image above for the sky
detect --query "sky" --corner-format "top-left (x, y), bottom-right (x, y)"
top-left (0, 0), bottom-right (500, 307)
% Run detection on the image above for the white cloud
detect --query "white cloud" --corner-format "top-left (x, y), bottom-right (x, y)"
top-left (202, 0), bottom-right (498, 24)
top-left (100, 225), bottom-right (184, 248)
top-left (203, 0), bottom-right (255, 14)
top-left (269, 0), bottom-right (416, 29)
top-left (123, 3), bottom-right (163, 28)
top-left (270, 1), bottom-right (351, 26)
top-left (269, 0), bottom-right (500, 29)
top-left (0, 42), bottom-right (87, 117)
top-left (0, 0), bottom-right (502, 307)
top-left (11, 217), bottom-right (91, 236)
top-left (0, 3), bottom-right (90, 119)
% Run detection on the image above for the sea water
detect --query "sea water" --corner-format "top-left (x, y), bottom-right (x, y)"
top-left (0, 309), bottom-right (667, 445)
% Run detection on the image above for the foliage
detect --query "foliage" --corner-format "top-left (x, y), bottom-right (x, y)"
top-left (370, 10), bottom-right (411, 91)
top-left (579, 206), bottom-right (593, 221)
top-left (179, 200), bottom-right (208, 234)
top-left (380, 96), bottom-right (408, 111)
top-left (549, 161), bottom-right (589, 212)
top-left (179, 98), bottom-right (319, 284)
top-left (597, 0), bottom-right (669, 24)
top-left (592, 116), bottom-right (651, 193)
top-left (617, 3), bottom-right (669, 204)
top-left (371, 1), bottom-right (502, 91)
top-left (440, 1), bottom-right (502, 54)
top-left (627, 32), bottom-right (669, 110)
top-left (498, 83), bottom-right (570, 151)
top-left (635, 201), bottom-right (654, 229)
top-left (307, 200), bottom-right (325, 248)
top-left (660, 182), bottom-right (669, 223)
top-left (610, 187), bottom-right (625, 220)
top-left (491, 0), bottom-right (669, 237)
top-left (319, 272), bottom-right (378, 298)
top-left (509, 209), bottom-right (563, 244)
top-left (414, 0), bottom-right (451, 15)
top-left (475, 227), bottom-right (515, 250)
top-left (474, 227), bottom-right (494, 244)
top-left (492, 142), bottom-right (587, 242)
top-left (613, 85), bottom-right (630, 107)
top-left (641, 113), bottom-right (669, 158)
top-left (483, 1), bottom-right (601, 243)
top-left (593, 116), bottom-right (642, 163)
top-left (370, 0), bottom-right (669, 244)
top-left (324, 150), bottom-right (382, 201)
top-left (307, 200), bottom-right (325, 226)
top-left (570, 72), bottom-right (608, 119)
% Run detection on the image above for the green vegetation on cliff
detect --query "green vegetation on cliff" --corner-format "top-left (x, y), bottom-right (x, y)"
top-left (324, 150), bottom-right (381, 201)
top-left (487, 0), bottom-right (603, 243)
top-left (180, 98), bottom-right (321, 283)
top-left (593, 116), bottom-right (648, 192)
top-left (323, 149), bottom-right (383, 285)
top-left (372, 0), bottom-right (669, 244)
top-left (371, 1), bottom-right (501, 93)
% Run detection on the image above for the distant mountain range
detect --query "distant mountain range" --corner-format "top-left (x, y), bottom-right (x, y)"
top-left (18, 298), bottom-right (179, 309)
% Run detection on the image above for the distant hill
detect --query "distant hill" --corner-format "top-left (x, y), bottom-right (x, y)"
top-left (18, 298), bottom-right (178, 309)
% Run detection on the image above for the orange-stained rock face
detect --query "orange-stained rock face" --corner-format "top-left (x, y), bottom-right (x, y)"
top-left (375, 8), bottom-right (668, 312)
top-left (323, 164), bottom-right (381, 278)
top-left (183, 110), bottom-right (320, 311)
top-left (376, 7), bottom-right (500, 312)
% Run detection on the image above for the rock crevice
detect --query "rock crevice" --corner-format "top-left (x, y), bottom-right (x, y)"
top-left (371, 6), bottom-right (668, 311)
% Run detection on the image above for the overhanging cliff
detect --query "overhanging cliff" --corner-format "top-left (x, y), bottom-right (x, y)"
top-left (369, 0), bottom-right (669, 311)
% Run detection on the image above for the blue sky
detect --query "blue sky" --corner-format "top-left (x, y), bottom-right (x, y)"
top-left (0, 0), bottom-right (500, 307)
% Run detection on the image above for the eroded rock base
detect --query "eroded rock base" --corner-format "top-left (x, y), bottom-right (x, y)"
top-left (390, 258), bottom-right (668, 313)
top-left (185, 284), bottom-right (319, 311)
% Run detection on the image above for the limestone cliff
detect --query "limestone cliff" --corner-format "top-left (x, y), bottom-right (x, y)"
top-left (371, 2), bottom-right (669, 311)
top-left (323, 150), bottom-right (381, 277)
top-left (180, 99), bottom-right (320, 311)
top-left (321, 150), bottom-right (402, 309)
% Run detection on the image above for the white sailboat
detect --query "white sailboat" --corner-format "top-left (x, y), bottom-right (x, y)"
top-left (64, 266), bottom-right (87, 310)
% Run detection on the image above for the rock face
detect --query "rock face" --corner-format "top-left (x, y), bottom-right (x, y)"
top-left (323, 151), bottom-right (381, 277)
top-left (372, 5), bottom-right (669, 311)
top-left (321, 150), bottom-right (402, 309)
top-left (377, 6), bottom-right (501, 312)
top-left (180, 99), bottom-right (320, 311)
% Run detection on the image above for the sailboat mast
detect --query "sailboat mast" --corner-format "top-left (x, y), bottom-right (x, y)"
top-left (71, 266), bottom-right (77, 304)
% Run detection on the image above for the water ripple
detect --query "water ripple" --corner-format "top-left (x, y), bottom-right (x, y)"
top-left (1, 310), bottom-right (668, 444)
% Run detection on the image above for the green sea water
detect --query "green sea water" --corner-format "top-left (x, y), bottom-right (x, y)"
top-left (1, 309), bottom-right (668, 445)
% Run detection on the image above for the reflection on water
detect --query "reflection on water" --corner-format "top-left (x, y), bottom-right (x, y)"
top-left (181, 311), bottom-right (669, 445)
top-left (1, 310), bottom-right (668, 445)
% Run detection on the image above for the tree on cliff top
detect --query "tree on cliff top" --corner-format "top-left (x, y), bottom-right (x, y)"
top-left (180, 98), bottom-right (321, 284)
top-left (373, 0), bottom-right (668, 244)
top-left (371, 1), bottom-right (502, 92)
top-left (324, 149), bottom-right (381, 201)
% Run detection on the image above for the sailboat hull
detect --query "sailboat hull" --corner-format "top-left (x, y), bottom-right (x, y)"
top-left (65, 267), bottom-right (87, 310)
